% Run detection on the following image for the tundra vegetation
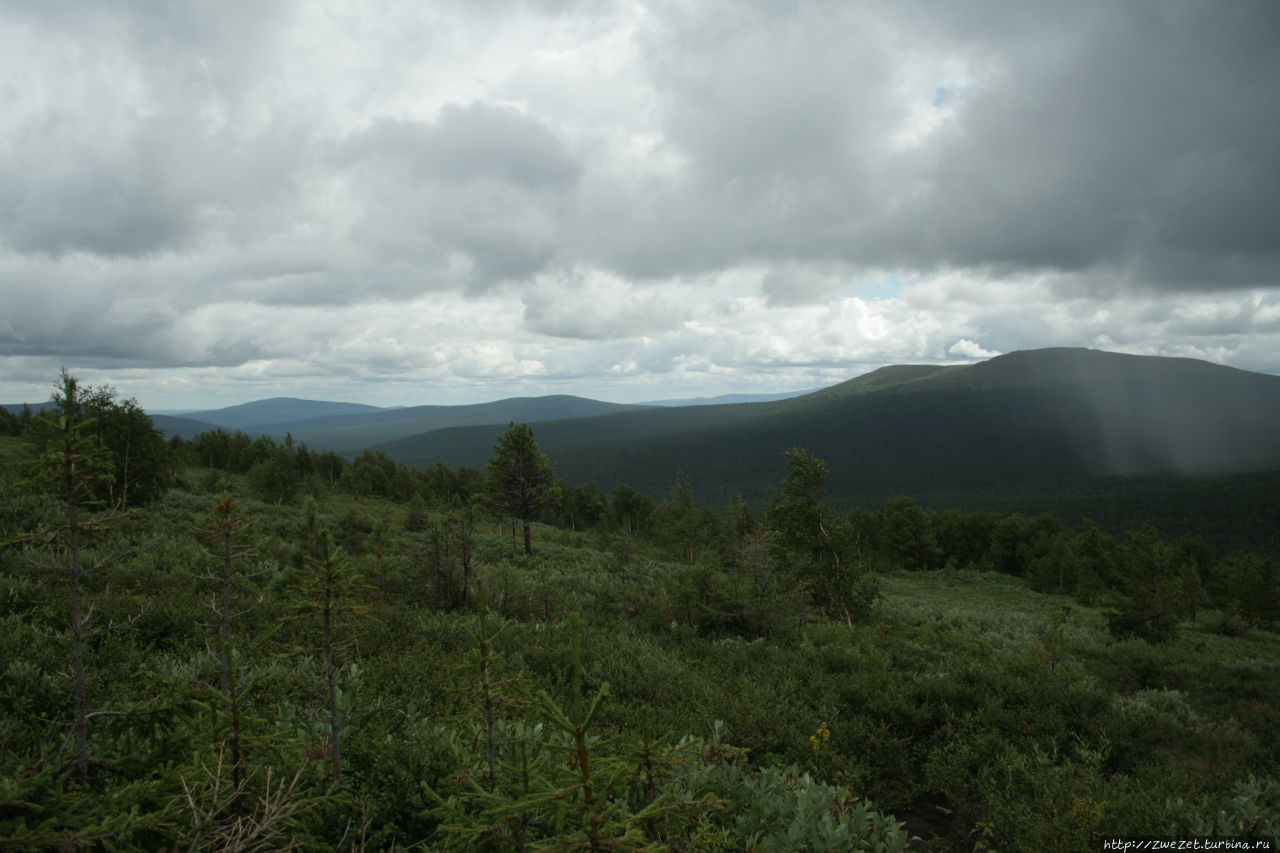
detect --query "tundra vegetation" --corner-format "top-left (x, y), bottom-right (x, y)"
top-left (1, 373), bottom-right (1278, 850)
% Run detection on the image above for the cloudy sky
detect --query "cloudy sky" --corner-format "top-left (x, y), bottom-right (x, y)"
top-left (2, 0), bottom-right (1279, 409)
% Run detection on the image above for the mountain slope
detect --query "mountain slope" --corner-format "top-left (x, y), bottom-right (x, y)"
top-left (262, 395), bottom-right (652, 450)
top-left (173, 394), bottom-right (650, 450)
top-left (1, 402), bottom-right (57, 415)
top-left (183, 397), bottom-right (385, 431)
top-left (640, 389), bottom-right (819, 406)
top-left (373, 349), bottom-right (1280, 509)
top-left (150, 414), bottom-right (228, 440)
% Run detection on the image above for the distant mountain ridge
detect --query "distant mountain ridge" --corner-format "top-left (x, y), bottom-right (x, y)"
top-left (157, 390), bottom-right (833, 451)
top-left (149, 414), bottom-right (226, 440)
top-left (1, 402), bottom-right (57, 415)
top-left (370, 348), bottom-right (1280, 510)
top-left (274, 395), bottom-right (651, 451)
top-left (162, 394), bottom-right (652, 451)
top-left (182, 397), bottom-right (387, 431)
top-left (640, 389), bottom-right (819, 406)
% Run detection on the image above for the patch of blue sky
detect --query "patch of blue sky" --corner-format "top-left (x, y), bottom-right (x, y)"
top-left (932, 84), bottom-right (975, 110)
top-left (848, 274), bottom-right (904, 300)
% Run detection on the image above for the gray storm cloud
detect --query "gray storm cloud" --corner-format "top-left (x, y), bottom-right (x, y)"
top-left (0, 0), bottom-right (1278, 405)
top-left (618, 0), bottom-right (1280, 289)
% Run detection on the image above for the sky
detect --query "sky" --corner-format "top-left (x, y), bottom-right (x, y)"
top-left (2, 0), bottom-right (1279, 410)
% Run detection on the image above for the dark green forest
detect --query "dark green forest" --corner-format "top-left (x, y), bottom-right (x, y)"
top-left (2, 373), bottom-right (1279, 850)
top-left (364, 349), bottom-right (1280, 556)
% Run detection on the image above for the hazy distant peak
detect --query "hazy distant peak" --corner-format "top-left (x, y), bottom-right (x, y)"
top-left (182, 398), bottom-right (386, 431)
top-left (640, 390), bottom-right (818, 406)
top-left (960, 347), bottom-right (1263, 388)
top-left (803, 363), bottom-right (957, 399)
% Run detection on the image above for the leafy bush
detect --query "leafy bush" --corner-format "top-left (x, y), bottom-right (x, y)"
top-left (1166, 774), bottom-right (1280, 842)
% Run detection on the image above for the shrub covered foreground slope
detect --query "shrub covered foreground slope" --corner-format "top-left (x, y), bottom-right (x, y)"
top-left (4, 424), bottom-right (1280, 849)
top-left (3, 367), bottom-right (1280, 851)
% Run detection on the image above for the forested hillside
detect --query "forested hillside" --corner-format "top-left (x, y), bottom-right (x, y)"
top-left (172, 395), bottom-right (653, 452)
top-left (376, 350), bottom-right (1280, 490)
top-left (370, 349), bottom-right (1280, 555)
top-left (2, 372), bottom-right (1278, 850)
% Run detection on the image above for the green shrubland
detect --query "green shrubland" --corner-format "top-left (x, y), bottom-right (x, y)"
top-left (1, 381), bottom-right (1279, 850)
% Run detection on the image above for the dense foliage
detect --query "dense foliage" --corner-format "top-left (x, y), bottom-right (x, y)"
top-left (1, 379), bottom-right (1279, 850)
top-left (486, 422), bottom-right (556, 556)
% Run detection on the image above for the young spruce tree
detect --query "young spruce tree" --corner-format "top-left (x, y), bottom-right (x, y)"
top-left (767, 448), bottom-right (878, 623)
top-left (22, 369), bottom-right (123, 783)
top-left (283, 498), bottom-right (369, 784)
top-left (486, 422), bottom-right (555, 556)
top-left (194, 494), bottom-right (264, 794)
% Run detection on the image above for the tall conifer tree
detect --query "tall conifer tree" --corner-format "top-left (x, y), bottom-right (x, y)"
top-left (24, 370), bottom-right (119, 782)
top-left (485, 422), bottom-right (555, 555)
